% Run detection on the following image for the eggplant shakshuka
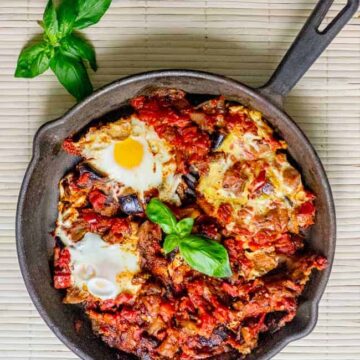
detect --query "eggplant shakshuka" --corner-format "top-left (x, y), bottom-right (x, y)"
top-left (53, 88), bottom-right (326, 359)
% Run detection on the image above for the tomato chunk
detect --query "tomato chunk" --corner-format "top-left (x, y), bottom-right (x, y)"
top-left (88, 189), bottom-right (107, 213)
top-left (62, 138), bottom-right (80, 156)
top-left (53, 247), bottom-right (72, 289)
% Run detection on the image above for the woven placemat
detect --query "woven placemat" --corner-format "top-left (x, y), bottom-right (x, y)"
top-left (1, 1), bottom-right (359, 359)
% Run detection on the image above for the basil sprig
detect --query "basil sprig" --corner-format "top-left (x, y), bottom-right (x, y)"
top-left (15, 0), bottom-right (112, 101)
top-left (146, 199), bottom-right (232, 278)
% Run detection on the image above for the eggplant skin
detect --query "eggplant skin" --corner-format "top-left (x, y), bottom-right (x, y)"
top-left (119, 194), bottom-right (143, 214)
top-left (183, 173), bottom-right (198, 190)
top-left (78, 163), bottom-right (103, 180)
top-left (210, 132), bottom-right (226, 151)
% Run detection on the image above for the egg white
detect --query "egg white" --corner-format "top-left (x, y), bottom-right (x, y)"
top-left (67, 232), bottom-right (140, 300)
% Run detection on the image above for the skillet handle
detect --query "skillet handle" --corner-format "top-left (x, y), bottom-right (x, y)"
top-left (258, 0), bottom-right (359, 106)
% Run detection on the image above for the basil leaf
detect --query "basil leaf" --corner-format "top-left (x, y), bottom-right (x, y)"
top-left (57, 0), bottom-right (78, 38)
top-left (163, 234), bottom-right (179, 254)
top-left (179, 235), bottom-right (232, 278)
top-left (145, 198), bottom-right (177, 235)
top-left (175, 217), bottom-right (194, 237)
top-left (74, 0), bottom-right (112, 30)
top-left (15, 42), bottom-right (51, 78)
top-left (43, 0), bottom-right (58, 44)
top-left (61, 33), bottom-right (97, 71)
top-left (50, 50), bottom-right (93, 101)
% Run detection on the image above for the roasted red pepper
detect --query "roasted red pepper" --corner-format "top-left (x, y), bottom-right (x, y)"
top-left (53, 247), bottom-right (72, 289)
top-left (62, 138), bottom-right (80, 156)
top-left (251, 169), bottom-right (266, 192)
top-left (110, 218), bottom-right (131, 236)
top-left (296, 201), bottom-right (315, 227)
top-left (88, 189), bottom-right (107, 213)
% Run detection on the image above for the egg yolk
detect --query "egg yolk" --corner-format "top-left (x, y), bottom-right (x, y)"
top-left (114, 138), bottom-right (144, 169)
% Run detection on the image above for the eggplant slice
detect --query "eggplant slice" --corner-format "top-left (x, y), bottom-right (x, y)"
top-left (119, 194), bottom-right (143, 215)
top-left (210, 132), bottom-right (226, 151)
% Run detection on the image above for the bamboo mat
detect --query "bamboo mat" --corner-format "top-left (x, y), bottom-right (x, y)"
top-left (1, 0), bottom-right (360, 359)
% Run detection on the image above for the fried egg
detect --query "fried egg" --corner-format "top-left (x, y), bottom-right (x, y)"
top-left (76, 117), bottom-right (181, 202)
top-left (66, 232), bottom-right (140, 300)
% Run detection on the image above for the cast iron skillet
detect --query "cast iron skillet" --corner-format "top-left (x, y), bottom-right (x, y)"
top-left (16, 1), bottom-right (359, 359)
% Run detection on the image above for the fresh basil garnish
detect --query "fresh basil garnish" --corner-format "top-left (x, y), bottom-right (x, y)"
top-left (57, 0), bottom-right (78, 38)
top-left (43, 0), bottom-right (59, 44)
top-left (179, 235), bottom-right (232, 278)
top-left (74, 0), bottom-right (112, 30)
top-left (15, 42), bottom-right (52, 78)
top-left (62, 34), bottom-right (97, 71)
top-left (163, 234), bottom-right (179, 255)
top-left (14, 0), bottom-right (112, 101)
top-left (145, 198), bottom-right (177, 234)
top-left (145, 198), bottom-right (232, 278)
top-left (50, 49), bottom-right (93, 101)
top-left (175, 217), bottom-right (194, 237)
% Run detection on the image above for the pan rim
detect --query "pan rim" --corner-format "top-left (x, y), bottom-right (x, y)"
top-left (16, 69), bottom-right (336, 360)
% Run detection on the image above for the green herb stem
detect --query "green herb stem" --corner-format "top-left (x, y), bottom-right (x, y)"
top-left (145, 198), bottom-right (232, 278)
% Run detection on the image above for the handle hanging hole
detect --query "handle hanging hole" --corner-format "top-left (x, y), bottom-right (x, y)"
top-left (317, 0), bottom-right (349, 33)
